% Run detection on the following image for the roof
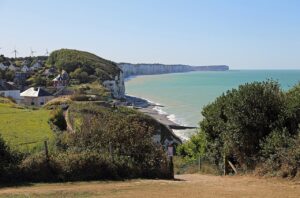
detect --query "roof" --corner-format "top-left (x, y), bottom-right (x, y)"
top-left (53, 71), bottom-right (68, 81)
top-left (0, 80), bottom-right (19, 91)
top-left (20, 87), bottom-right (52, 97)
top-left (53, 74), bottom-right (63, 81)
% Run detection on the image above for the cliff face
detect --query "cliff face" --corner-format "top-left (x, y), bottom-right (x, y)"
top-left (193, 65), bottom-right (229, 71)
top-left (119, 63), bottom-right (193, 78)
top-left (118, 63), bottom-right (229, 78)
top-left (102, 71), bottom-right (125, 99)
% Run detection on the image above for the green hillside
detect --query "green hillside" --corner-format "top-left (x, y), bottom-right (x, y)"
top-left (0, 98), bottom-right (55, 153)
top-left (47, 49), bottom-right (121, 82)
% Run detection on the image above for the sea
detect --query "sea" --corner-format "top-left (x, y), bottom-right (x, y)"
top-left (125, 70), bottom-right (300, 140)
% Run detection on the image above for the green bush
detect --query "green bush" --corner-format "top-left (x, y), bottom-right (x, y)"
top-left (258, 130), bottom-right (300, 178)
top-left (0, 135), bottom-right (22, 183)
top-left (178, 81), bottom-right (300, 177)
top-left (18, 149), bottom-right (166, 182)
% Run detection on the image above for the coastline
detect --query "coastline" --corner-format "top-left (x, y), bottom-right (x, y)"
top-left (125, 95), bottom-right (195, 141)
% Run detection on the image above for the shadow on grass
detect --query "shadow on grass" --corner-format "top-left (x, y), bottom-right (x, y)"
top-left (0, 182), bottom-right (34, 189)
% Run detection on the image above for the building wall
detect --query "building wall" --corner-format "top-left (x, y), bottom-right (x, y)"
top-left (22, 96), bottom-right (54, 106)
top-left (0, 90), bottom-right (21, 102)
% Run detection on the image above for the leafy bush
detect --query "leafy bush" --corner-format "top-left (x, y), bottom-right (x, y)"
top-left (18, 149), bottom-right (167, 182)
top-left (0, 135), bottom-right (21, 182)
top-left (178, 81), bottom-right (300, 177)
top-left (64, 103), bottom-right (170, 178)
top-left (258, 130), bottom-right (300, 178)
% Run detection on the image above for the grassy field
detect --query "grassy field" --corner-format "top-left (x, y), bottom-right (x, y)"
top-left (0, 174), bottom-right (299, 197)
top-left (0, 99), bottom-right (55, 152)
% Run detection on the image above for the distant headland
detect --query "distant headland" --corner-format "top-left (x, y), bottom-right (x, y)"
top-left (118, 63), bottom-right (229, 78)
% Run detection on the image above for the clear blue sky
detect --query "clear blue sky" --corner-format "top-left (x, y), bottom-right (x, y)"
top-left (0, 0), bottom-right (299, 69)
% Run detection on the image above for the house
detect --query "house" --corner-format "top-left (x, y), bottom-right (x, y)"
top-left (0, 63), bottom-right (8, 70)
top-left (21, 65), bottom-right (30, 73)
top-left (22, 60), bottom-right (31, 66)
top-left (8, 64), bottom-right (17, 71)
top-left (43, 67), bottom-right (57, 77)
top-left (20, 87), bottom-right (54, 106)
top-left (52, 70), bottom-right (69, 88)
top-left (31, 61), bottom-right (43, 70)
top-left (14, 72), bottom-right (29, 87)
top-left (0, 80), bottom-right (21, 102)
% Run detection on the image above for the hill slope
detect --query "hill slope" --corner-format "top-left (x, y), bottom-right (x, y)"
top-left (47, 49), bottom-right (121, 81)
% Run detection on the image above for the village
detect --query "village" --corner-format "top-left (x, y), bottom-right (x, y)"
top-left (0, 56), bottom-right (103, 106)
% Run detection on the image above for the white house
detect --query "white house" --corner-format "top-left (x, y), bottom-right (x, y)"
top-left (20, 87), bottom-right (54, 106)
top-left (0, 63), bottom-right (8, 70)
top-left (52, 70), bottom-right (69, 88)
top-left (0, 80), bottom-right (21, 102)
top-left (31, 61), bottom-right (43, 70)
top-left (21, 65), bottom-right (30, 73)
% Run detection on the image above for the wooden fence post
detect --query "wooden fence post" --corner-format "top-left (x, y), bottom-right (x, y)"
top-left (169, 156), bottom-right (174, 179)
top-left (223, 154), bottom-right (227, 176)
top-left (228, 160), bottom-right (238, 175)
top-left (198, 156), bottom-right (201, 172)
top-left (44, 140), bottom-right (49, 161)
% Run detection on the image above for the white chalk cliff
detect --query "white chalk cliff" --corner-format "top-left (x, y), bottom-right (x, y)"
top-left (118, 63), bottom-right (229, 78)
top-left (102, 70), bottom-right (125, 99)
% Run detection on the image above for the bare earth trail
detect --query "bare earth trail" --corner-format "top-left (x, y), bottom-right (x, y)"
top-left (1, 174), bottom-right (300, 198)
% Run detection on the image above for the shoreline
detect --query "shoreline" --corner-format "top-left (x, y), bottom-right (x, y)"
top-left (125, 95), bottom-right (196, 141)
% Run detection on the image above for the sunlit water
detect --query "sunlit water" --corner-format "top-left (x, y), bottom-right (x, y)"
top-left (125, 70), bottom-right (300, 140)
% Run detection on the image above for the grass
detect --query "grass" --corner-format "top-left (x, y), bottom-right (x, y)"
top-left (173, 156), bottom-right (219, 175)
top-left (0, 174), bottom-right (300, 198)
top-left (0, 99), bottom-right (55, 153)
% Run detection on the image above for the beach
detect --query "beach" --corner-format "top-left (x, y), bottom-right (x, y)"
top-left (125, 95), bottom-right (180, 126)
top-left (125, 95), bottom-right (195, 141)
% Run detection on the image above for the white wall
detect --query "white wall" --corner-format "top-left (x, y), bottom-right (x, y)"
top-left (0, 90), bottom-right (21, 101)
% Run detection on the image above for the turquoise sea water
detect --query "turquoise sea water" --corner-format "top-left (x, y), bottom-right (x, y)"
top-left (125, 70), bottom-right (300, 139)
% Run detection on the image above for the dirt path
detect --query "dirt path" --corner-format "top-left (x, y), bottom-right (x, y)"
top-left (0, 174), bottom-right (300, 197)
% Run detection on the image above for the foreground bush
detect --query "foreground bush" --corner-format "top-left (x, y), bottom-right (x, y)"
top-left (0, 135), bottom-right (21, 183)
top-left (178, 81), bottom-right (300, 177)
top-left (18, 149), bottom-right (168, 182)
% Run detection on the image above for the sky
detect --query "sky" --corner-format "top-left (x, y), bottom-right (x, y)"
top-left (0, 0), bottom-right (299, 69)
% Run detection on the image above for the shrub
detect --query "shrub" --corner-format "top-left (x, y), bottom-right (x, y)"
top-left (258, 130), bottom-right (300, 178)
top-left (178, 81), bottom-right (300, 177)
top-left (0, 135), bottom-right (22, 182)
top-left (18, 149), bottom-right (165, 182)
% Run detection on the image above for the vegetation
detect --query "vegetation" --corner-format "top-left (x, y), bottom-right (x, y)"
top-left (0, 98), bottom-right (55, 153)
top-left (0, 135), bottom-right (20, 182)
top-left (0, 98), bottom-right (172, 182)
top-left (47, 49), bottom-right (121, 82)
top-left (178, 81), bottom-right (300, 178)
top-left (69, 82), bottom-right (111, 101)
top-left (58, 103), bottom-right (170, 179)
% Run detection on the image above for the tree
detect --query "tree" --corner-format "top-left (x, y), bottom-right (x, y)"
top-left (200, 81), bottom-right (286, 169)
top-left (285, 83), bottom-right (300, 134)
